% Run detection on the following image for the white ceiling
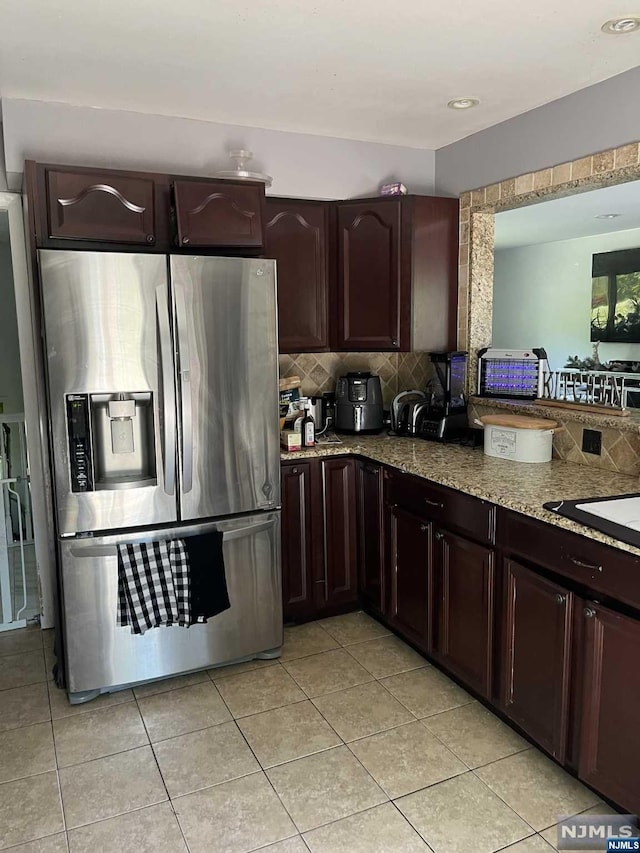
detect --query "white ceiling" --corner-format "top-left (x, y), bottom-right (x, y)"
top-left (0, 0), bottom-right (639, 150)
top-left (495, 180), bottom-right (640, 249)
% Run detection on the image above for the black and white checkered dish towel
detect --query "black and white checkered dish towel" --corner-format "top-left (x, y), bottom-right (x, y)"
top-left (117, 540), bottom-right (190, 635)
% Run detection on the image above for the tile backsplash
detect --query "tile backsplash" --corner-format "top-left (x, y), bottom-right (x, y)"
top-left (278, 352), bottom-right (432, 407)
top-left (469, 400), bottom-right (640, 476)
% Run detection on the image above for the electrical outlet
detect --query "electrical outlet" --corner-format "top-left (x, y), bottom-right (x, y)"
top-left (582, 428), bottom-right (602, 455)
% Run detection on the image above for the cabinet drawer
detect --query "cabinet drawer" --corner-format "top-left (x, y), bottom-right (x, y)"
top-left (499, 509), bottom-right (640, 611)
top-left (385, 470), bottom-right (495, 545)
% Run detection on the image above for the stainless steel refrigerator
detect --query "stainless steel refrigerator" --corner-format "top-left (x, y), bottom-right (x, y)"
top-left (39, 250), bottom-right (281, 702)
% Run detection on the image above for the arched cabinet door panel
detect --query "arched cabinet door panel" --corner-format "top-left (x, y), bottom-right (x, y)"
top-left (46, 170), bottom-right (156, 244)
top-left (173, 180), bottom-right (264, 248)
top-left (337, 200), bottom-right (401, 350)
top-left (265, 199), bottom-right (330, 352)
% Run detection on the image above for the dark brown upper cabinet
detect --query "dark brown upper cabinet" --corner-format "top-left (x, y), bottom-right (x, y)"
top-left (337, 199), bottom-right (401, 350)
top-left (47, 169), bottom-right (156, 244)
top-left (173, 179), bottom-right (264, 249)
top-left (265, 198), bottom-right (331, 352)
top-left (336, 195), bottom-right (459, 351)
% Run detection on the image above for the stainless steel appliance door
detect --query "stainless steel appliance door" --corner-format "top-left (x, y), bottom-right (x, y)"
top-left (40, 251), bottom-right (178, 535)
top-left (59, 512), bottom-right (281, 694)
top-left (170, 256), bottom-right (280, 520)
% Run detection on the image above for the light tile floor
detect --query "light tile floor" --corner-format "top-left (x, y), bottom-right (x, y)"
top-left (0, 613), bottom-right (615, 852)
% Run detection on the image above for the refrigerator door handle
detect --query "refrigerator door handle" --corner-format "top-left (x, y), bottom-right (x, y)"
top-left (68, 517), bottom-right (278, 558)
top-left (174, 282), bottom-right (193, 494)
top-left (156, 285), bottom-right (176, 496)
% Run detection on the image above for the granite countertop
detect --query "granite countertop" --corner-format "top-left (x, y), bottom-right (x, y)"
top-left (281, 434), bottom-right (640, 557)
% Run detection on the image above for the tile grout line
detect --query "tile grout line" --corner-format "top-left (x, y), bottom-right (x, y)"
top-left (8, 619), bottom-right (600, 850)
top-left (467, 765), bottom-right (553, 836)
top-left (416, 713), bottom-right (534, 772)
top-left (282, 650), bottom-right (400, 824)
top-left (388, 797), bottom-right (436, 850)
top-left (217, 631), bottom-right (399, 842)
top-left (46, 638), bottom-right (69, 852)
top-left (132, 685), bottom-right (193, 853)
top-left (279, 623), bottom-right (550, 846)
top-left (337, 660), bottom-right (472, 805)
top-left (208, 675), bottom-right (310, 844)
top-left (11, 629), bottom-right (69, 850)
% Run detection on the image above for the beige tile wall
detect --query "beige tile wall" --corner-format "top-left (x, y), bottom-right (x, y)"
top-left (468, 401), bottom-right (640, 476)
top-left (279, 352), bottom-right (432, 407)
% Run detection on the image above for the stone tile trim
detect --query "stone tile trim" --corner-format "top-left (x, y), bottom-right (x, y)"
top-left (468, 399), bottom-right (640, 477)
top-left (458, 140), bottom-right (640, 446)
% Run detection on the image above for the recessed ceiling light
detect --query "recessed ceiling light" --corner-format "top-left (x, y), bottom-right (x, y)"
top-left (601, 16), bottom-right (640, 33)
top-left (447, 98), bottom-right (480, 110)
top-left (595, 213), bottom-right (622, 219)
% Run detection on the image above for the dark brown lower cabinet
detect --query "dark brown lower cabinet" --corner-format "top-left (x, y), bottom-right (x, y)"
top-left (388, 504), bottom-right (431, 652)
top-left (281, 462), bottom-right (316, 621)
top-left (502, 560), bottom-right (573, 760)
top-left (279, 462), bottom-right (640, 812)
top-left (433, 529), bottom-right (494, 698)
top-left (357, 461), bottom-right (385, 615)
top-left (579, 602), bottom-right (640, 812)
top-left (320, 458), bottom-right (358, 609)
top-left (281, 458), bottom-right (357, 622)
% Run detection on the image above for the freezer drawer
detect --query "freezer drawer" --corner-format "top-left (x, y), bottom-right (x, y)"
top-left (58, 512), bottom-right (282, 697)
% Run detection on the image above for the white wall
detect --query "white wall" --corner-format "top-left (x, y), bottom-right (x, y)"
top-left (493, 228), bottom-right (640, 372)
top-left (0, 232), bottom-right (24, 413)
top-left (0, 123), bottom-right (7, 192)
top-left (0, 98), bottom-right (435, 198)
top-left (435, 66), bottom-right (640, 196)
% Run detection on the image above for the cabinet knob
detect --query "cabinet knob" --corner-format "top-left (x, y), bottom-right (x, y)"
top-left (146, 234), bottom-right (155, 243)
top-left (291, 468), bottom-right (299, 474)
top-left (584, 606), bottom-right (597, 619)
top-left (555, 593), bottom-right (566, 604)
top-left (434, 531), bottom-right (443, 540)
top-left (392, 338), bottom-right (399, 347)
top-left (420, 524), bottom-right (429, 533)
top-left (182, 236), bottom-right (190, 245)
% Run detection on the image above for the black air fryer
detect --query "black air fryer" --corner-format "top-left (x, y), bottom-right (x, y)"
top-left (334, 372), bottom-right (384, 433)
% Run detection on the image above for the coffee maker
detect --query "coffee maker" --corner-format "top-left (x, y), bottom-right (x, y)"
top-left (414, 351), bottom-right (468, 441)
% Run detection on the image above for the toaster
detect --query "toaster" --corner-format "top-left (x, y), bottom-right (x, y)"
top-left (334, 372), bottom-right (384, 433)
top-left (391, 390), bottom-right (427, 436)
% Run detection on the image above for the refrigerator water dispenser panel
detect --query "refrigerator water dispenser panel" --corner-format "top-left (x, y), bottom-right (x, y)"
top-left (66, 392), bottom-right (157, 491)
top-left (66, 395), bottom-right (93, 492)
